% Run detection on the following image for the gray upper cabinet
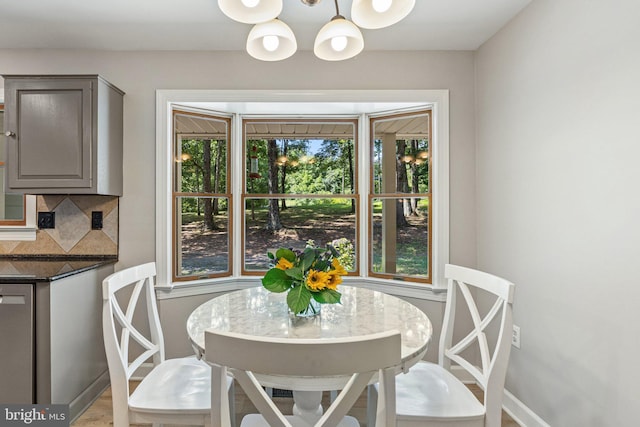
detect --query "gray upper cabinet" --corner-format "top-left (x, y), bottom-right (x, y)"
top-left (2, 75), bottom-right (124, 195)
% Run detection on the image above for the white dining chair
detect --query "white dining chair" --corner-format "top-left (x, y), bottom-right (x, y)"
top-left (368, 264), bottom-right (515, 427)
top-left (206, 329), bottom-right (402, 427)
top-left (102, 262), bottom-right (235, 426)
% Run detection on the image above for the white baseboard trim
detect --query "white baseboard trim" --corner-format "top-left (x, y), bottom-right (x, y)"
top-left (502, 389), bottom-right (551, 427)
top-left (450, 366), bottom-right (549, 427)
top-left (131, 362), bottom-right (154, 380)
top-left (450, 365), bottom-right (476, 383)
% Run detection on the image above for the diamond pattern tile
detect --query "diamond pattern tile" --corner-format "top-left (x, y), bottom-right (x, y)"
top-left (45, 198), bottom-right (91, 252)
top-left (5, 195), bottom-right (118, 256)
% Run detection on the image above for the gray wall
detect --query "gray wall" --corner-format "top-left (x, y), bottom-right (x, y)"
top-left (0, 49), bottom-right (477, 273)
top-left (0, 49), bottom-right (476, 365)
top-left (476, 0), bottom-right (640, 425)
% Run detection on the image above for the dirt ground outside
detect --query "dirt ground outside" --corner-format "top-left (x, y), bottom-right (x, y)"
top-left (178, 207), bottom-right (428, 277)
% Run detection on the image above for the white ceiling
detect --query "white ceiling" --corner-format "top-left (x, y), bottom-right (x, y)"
top-left (0, 0), bottom-right (530, 52)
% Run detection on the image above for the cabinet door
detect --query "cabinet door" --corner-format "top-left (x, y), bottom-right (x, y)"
top-left (0, 283), bottom-right (34, 403)
top-left (5, 79), bottom-right (92, 190)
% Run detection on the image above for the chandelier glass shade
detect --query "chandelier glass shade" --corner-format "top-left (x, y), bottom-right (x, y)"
top-left (247, 19), bottom-right (297, 61)
top-left (218, 0), bottom-right (415, 61)
top-left (314, 16), bottom-right (364, 61)
top-left (351, 0), bottom-right (416, 29)
top-left (218, 0), bottom-right (283, 24)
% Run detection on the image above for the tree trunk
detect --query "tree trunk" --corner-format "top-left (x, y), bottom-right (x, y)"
top-left (203, 140), bottom-right (215, 230)
top-left (280, 140), bottom-right (288, 210)
top-left (213, 139), bottom-right (222, 215)
top-left (267, 139), bottom-right (282, 230)
top-left (346, 141), bottom-right (355, 213)
top-left (396, 140), bottom-right (409, 227)
top-left (410, 139), bottom-right (420, 215)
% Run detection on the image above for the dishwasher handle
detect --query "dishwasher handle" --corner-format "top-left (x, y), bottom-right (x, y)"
top-left (0, 295), bottom-right (27, 305)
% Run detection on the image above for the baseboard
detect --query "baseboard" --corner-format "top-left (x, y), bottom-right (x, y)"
top-left (450, 365), bottom-right (476, 383)
top-left (69, 370), bottom-right (110, 423)
top-left (132, 362), bottom-right (154, 380)
top-left (502, 389), bottom-right (551, 427)
top-left (450, 366), bottom-right (550, 427)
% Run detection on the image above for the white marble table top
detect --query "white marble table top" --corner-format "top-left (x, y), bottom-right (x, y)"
top-left (187, 285), bottom-right (433, 374)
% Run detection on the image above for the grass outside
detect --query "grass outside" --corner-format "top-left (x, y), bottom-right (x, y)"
top-left (179, 198), bottom-right (428, 278)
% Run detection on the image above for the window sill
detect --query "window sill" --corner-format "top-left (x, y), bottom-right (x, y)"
top-left (0, 226), bottom-right (36, 241)
top-left (155, 275), bottom-right (447, 302)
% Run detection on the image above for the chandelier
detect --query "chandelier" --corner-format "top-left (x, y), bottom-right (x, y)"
top-left (217, 0), bottom-right (416, 61)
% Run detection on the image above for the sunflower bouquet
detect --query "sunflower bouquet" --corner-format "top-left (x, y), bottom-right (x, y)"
top-left (261, 241), bottom-right (347, 316)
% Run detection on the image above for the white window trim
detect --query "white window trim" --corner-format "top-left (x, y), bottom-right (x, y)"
top-left (0, 195), bottom-right (37, 240)
top-left (0, 90), bottom-right (37, 241)
top-left (155, 90), bottom-right (449, 300)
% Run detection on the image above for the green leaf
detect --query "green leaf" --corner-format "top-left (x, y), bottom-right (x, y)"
top-left (287, 284), bottom-right (312, 313)
top-left (313, 289), bottom-right (341, 304)
top-left (313, 260), bottom-right (330, 271)
top-left (261, 268), bottom-right (293, 293)
top-left (301, 248), bottom-right (317, 271)
top-left (285, 266), bottom-right (304, 281)
top-left (267, 251), bottom-right (275, 260)
top-left (276, 248), bottom-right (296, 262)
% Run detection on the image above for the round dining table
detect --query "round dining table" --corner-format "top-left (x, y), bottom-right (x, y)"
top-left (186, 285), bottom-right (433, 422)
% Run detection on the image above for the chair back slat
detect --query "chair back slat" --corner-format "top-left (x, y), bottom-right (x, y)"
top-left (206, 329), bottom-right (401, 427)
top-left (440, 263), bottom-right (515, 420)
top-left (316, 371), bottom-right (375, 426)
top-left (103, 262), bottom-right (163, 385)
top-left (233, 370), bottom-right (292, 427)
top-left (207, 330), bottom-right (401, 377)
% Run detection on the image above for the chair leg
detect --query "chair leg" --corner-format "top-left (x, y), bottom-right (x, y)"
top-left (228, 380), bottom-right (237, 427)
top-left (366, 384), bottom-right (378, 427)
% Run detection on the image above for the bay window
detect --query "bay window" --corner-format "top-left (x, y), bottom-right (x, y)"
top-left (157, 90), bottom-right (449, 294)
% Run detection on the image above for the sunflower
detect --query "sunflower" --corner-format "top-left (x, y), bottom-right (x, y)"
top-left (275, 257), bottom-right (294, 270)
top-left (306, 269), bottom-right (330, 291)
top-left (331, 258), bottom-right (348, 276)
top-left (326, 270), bottom-right (343, 290)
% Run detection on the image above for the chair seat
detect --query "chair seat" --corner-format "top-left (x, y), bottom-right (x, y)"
top-left (130, 356), bottom-right (229, 414)
top-left (394, 361), bottom-right (485, 422)
top-left (241, 414), bottom-right (360, 427)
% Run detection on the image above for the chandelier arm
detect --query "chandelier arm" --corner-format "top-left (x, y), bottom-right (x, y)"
top-left (334, 0), bottom-right (340, 16)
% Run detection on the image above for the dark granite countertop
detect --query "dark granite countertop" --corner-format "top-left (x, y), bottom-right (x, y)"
top-left (0, 256), bottom-right (117, 283)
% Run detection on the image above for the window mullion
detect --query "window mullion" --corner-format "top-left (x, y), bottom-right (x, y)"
top-left (231, 112), bottom-right (244, 277)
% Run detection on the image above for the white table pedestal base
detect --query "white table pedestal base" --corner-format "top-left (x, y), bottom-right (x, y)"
top-left (292, 390), bottom-right (323, 422)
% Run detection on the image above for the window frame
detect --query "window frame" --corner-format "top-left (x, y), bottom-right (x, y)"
top-left (156, 90), bottom-right (449, 298)
top-left (368, 109), bottom-right (433, 283)
top-left (171, 108), bottom-right (233, 282)
top-left (240, 117), bottom-right (360, 276)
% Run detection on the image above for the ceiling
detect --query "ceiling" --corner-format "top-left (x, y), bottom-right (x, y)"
top-left (0, 0), bottom-right (530, 52)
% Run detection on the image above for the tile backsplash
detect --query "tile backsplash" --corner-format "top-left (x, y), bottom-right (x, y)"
top-left (0, 195), bottom-right (118, 256)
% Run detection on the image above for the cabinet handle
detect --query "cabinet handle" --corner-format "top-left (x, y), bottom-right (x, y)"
top-left (4, 131), bottom-right (15, 137)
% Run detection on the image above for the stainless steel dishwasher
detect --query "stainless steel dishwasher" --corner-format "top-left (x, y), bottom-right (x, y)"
top-left (0, 283), bottom-right (34, 403)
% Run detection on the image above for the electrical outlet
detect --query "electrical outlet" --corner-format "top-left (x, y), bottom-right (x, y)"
top-left (512, 324), bottom-right (521, 349)
top-left (91, 211), bottom-right (103, 230)
top-left (37, 212), bottom-right (55, 229)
